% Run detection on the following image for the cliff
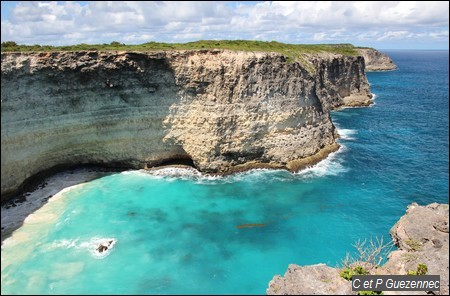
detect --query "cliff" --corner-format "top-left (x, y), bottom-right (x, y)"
top-left (356, 48), bottom-right (397, 71)
top-left (267, 203), bottom-right (449, 295)
top-left (1, 50), bottom-right (371, 200)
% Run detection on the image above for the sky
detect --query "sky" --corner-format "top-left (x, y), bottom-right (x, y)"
top-left (1, 1), bottom-right (449, 49)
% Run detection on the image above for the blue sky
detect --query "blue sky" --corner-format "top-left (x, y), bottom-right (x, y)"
top-left (1, 1), bottom-right (449, 49)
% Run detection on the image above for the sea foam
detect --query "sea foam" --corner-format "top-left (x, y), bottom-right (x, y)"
top-left (51, 237), bottom-right (117, 259)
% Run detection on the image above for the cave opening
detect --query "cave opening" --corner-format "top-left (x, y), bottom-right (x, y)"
top-left (148, 155), bottom-right (196, 169)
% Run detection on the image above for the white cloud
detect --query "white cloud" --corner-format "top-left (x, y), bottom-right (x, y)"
top-left (377, 30), bottom-right (411, 41)
top-left (1, 1), bottom-right (449, 48)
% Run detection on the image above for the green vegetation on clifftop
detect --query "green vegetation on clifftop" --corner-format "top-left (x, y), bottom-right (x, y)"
top-left (1, 40), bottom-right (359, 60)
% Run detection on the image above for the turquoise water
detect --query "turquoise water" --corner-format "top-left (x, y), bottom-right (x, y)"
top-left (1, 50), bottom-right (448, 294)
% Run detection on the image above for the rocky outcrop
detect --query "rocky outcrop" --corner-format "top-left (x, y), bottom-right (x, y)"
top-left (382, 203), bottom-right (449, 295)
top-left (306, 53), bottom-right (372, 109)
top-left (356, 48), bottom-right (397, 71)
top-left (267, 264), bottom-right (352, 295)
top-left (1, 50), bottom-right (371, 200)
top-left (267, 203), bottom-right (449, 295)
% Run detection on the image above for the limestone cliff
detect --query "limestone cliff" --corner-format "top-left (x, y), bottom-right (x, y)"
top-left (309, 53), bottom-right (372, 109)
top-left (357, 48), bottom-right (397, 71)
top-left (267, 203), bottom-right (449, 295)
top-left (1, 50), bottom-right (370, 200)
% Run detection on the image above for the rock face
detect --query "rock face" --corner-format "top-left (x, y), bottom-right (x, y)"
top-left (309, 53), bottom-right (372, 109)
top-left (1, 50), bottom-right (371, 200)
top-left (356, 48), bottom-right (397, 71)
top-left (267, 264), bottom-right (352, 295)
top-left (382, 203), bottom-right (449, 295)
top-left (267, 203), bottom-right (449, 295)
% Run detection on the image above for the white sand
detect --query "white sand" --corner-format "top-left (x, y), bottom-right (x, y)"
top-left (1, 168), bottom-right (112, 241)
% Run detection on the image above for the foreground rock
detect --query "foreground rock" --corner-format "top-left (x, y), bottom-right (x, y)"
top-left (1, 49), bottom-right (372, 201)
top-left (267, 203), bottom-right (449, 295)
top-left (381, 203), bottom-right (449, 295)
top-left (356, 48), bottom-right (397, 71)
top-left (267, 264), bottom-right (352, 295)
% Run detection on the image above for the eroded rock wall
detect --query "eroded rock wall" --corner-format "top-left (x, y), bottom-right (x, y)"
top-left (1, 50), bottom-right (370, 199)
top-left (310, 54), bottom-right (372, 109)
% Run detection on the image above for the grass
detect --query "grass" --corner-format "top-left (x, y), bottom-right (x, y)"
top-left (407, 263), bottom-right (428, 275)
top-left (1, 40), bottom-right (360, 60)
top-left (400, 253), bottom-right (419, 262)
top-left (404, 239), bottom-right (422, 251)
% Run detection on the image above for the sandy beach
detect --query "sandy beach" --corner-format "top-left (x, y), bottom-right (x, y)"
top-left (1, 167), bottom-right (116, 242)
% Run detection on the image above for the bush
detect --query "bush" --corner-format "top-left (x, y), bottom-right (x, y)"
top-left (417, 263), bottom-right (428, 275)
top-left (340, 267), bottom-right (354, 280)
top-left (408, 263), bottom-right (428, 275)
top-left (353, 266), bottom-right (368, 275)
top-left (2, 41), bottom-right (18, 47)
top-left (341, 237), bottom-right (394, 270)
top-left (340, 265), bottom-right (368, 281)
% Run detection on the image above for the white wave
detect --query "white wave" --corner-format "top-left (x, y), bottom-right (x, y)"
top-left (82, 237), bottom-right (117, 259)
top-left (146, 167), bottom-right (202, 178)
top-left (51, 237), bottom-right (117, 259)
top-left (294, 145), bottom-right (349, 178)
top-left (149, 167), bottom-right (296, 184)
top-left (118, 149), bottom-right (350, 183)
top-left (122, 168), bottom-right (226, 186)
top-left (227, 168), bottom-right (295, 183)
top-left (51, 238), bottom-right (79, 249)
top-left (333, 120), bottom-right (358, 141)
top-left (120, 170), bottom-right (135, 175)
top-left (338, 128), bottom-right (358, 140)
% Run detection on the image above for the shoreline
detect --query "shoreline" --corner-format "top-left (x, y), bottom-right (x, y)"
top-left (1, 141), bottom-right (343, 242)
top-left (365, 67), bottom-right (398, 72)
top-left (1, 168), bottom-right (113, 243)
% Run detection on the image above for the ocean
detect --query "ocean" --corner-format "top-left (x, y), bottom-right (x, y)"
top-left (1, 50), bottom-right (448, 294)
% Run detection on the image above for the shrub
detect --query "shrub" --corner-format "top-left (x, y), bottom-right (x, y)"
top-left (353, 266), bottom-right (368, 275)
top-left (340, 267), bottom-right (354, 280)
top-left (408, 263), bottom-right (428, 275)
top-left (341, 236), bottom-right (394, 270)
top-left (340, 265), bottom-right (369, 281)
top-left (417, 263), bottom-right (428, 275)
top-left (2, 41), bottom-right (18, 47)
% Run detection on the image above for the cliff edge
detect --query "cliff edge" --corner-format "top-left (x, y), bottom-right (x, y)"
top-left (357, 48), bottom-right (397, 71)
top-left (267, 203), bottom-right (449, 295)
top-left (1, 49), bottom-right (372, 201)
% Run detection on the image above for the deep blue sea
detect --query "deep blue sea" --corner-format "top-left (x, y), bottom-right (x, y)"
top-left (1, 50), bottom-right (448, 294)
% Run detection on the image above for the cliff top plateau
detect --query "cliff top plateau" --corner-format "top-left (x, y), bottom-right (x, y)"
top-left (1, 40), bottom-right (395, 68)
